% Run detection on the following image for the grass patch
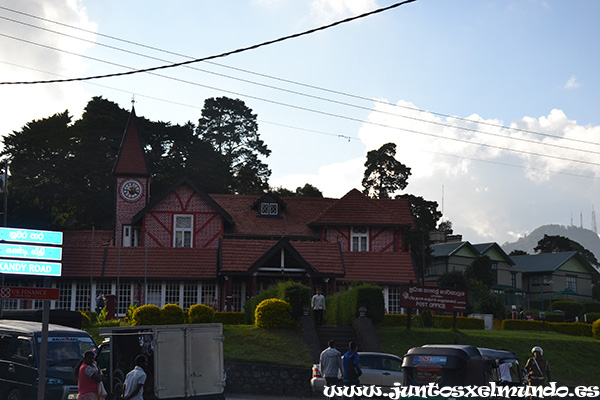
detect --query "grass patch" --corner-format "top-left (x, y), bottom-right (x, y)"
top-left (223, 325), bottom-right (312, 367)
top-left (377, 327), bottom-right (600, 386)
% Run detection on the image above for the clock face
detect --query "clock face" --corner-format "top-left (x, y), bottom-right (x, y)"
top-left (121, 180), bottom-right (142, 201)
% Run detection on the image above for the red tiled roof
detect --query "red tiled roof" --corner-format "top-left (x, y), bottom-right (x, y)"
top-left (62, 230), bottom-right (113, 247)
top-left (219, 239), bottom-right (344, 275)
top-left (210, 194), bottom-right (337, 237)
top-left (312, 189), bottom-right (413, 226)
top-left (342, 252), bottom-right (416, 284)
top-left (220, 239), bottom-right (276, 272)
top-left (112, 107), bottom-right (150, 176)
top-left (61, 246), bottom-right (217, 279)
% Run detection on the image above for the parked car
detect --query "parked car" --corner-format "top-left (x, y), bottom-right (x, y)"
top-left (0, 319), bottom-right (97, 400)
top-left (311, 352), bottom-right (403, 393)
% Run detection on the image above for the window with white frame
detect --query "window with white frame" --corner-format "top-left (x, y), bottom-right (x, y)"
top-left (174, 215), bottom-right (193, 248)
top-left (56, 282), bottom-right (72, 310)
top-left (183, 283), bottom-right (198, 310)
top-left (231, 281), bottom-right (246, 312)
top-left (567, 275), bottom-right (577, 292)
top-left (147, 283), bottom-right (162, 306)
top-left (201, 282), bottom-right (217, 309)
top-left (351, 226), bottom-right (369, 252)
top-left (117, 283), bottom-right (131, 316)
top-left (165, 282), bottom-right (180, 305)
top-left (75, 282), bottom-right (92, 311)
top-left (388, 286), bottom-right (402, 314)
top-left (260, 202), bottom-right (279, 216)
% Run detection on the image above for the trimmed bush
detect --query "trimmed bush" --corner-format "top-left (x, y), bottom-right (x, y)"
top-left (244, 285), bottom-right (278, 324)
top-left (325, 284), bottom-right (385, 326)
top-left (550, 300), bottom-right (584, 320)
top-left (420, 310), bottom-right (434, 327)
top-left (583, 301), bottom-right (600, 313)
top-left (549, 322), bottom-right (591, 336)
top-left (132, 304), bottom-right (161, 326)
top-left (161, 303), bottom-right (185, 325)
top-left (586, 312), bottom-right (600, 323)
top-left (381, 314), bottom-right (408, 327)
top-left (277, 281), bottom-right (311, 319)
top-left (188, 304), bottom-right (215, 323)
top-left (214, 312), bottom-right (245, 325)
top-left (593, 319), bottom-right (600, 339)
top-left (545, 312), bottom-right (566, 322)
top-left (255, 298), bottom-right (294, 329)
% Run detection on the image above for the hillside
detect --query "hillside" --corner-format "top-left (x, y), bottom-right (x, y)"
top-left (502, 224), bottom-right (600, 263)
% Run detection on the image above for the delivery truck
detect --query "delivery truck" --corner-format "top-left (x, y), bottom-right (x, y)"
top-left (97, 323), bottom-right (225, 400)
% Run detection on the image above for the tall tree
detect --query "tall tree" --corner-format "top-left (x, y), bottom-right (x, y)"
top-left (196, 97), bottom-right (271, 194)
top-left (534, 234), bottom-right (599, 267)
top-left (362, 142), bottom-right (411, 199)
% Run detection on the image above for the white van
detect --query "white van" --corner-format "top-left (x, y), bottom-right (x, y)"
top-left (0, 320), bottom-right (97, 400)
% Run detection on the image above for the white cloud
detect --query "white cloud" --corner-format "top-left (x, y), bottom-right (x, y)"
top-left (0, 0), bottom-right (96, 143)
top-left (275, 100), bottom-right (600, 245)
top-left (309, 0), bottom-right (378, 23)
top-left (564, 75), bottom-right (581, 89)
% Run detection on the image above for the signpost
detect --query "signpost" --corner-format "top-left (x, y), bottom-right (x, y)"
top-left (0, 226), bottom-right (63, 400)
top-left (401, 285), bottom-right (467, 312)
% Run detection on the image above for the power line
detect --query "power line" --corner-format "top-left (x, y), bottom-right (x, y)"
top-left (0, 0), bottom-right (417, 85)
top-left (2, 14), bottom-right (599, 159)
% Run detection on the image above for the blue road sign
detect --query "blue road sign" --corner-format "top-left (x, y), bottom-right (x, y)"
top-left (0, 227), bottom-right (63, 245)
top-left (0, 244), bottom-right (62, 261)
top-left (0, 260), bottom-right (62, 277)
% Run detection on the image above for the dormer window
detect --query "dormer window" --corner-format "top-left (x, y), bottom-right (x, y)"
top-left (351, 226), bottom-right (369, 252)
top-left (260, 202), bottom-right (279, 216)
top-left (174, 214), bottom-right (193, 248)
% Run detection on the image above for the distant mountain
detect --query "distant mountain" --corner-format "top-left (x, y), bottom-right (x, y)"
top-left (501, 224), bottom-right (600, 262)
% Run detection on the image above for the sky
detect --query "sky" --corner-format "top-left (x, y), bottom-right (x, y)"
top-left (1, 0), bottom-right (600, 246)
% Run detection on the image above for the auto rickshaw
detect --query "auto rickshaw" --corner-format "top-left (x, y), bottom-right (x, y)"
top-left (402, 344), bottom-right (526, 399)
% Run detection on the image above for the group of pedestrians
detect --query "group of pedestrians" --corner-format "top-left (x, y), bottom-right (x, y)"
top-left (319, 340), bottom-right (361, 397)
top-left (72, 352), bottom-right (148, 400)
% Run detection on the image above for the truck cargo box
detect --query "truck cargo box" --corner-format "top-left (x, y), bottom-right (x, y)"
top-left (98, 324), bottom-right (225, 400)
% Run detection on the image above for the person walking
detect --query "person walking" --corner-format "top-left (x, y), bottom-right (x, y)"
top-left (524, 346), bottom-right (551, 386)
top-left (122, 355), bottom-right (148, 400)
top-left (312, 289), bottom-right (326, 326)
top-left (342, 341), bottom-right (361, 399)
top-left (320, 340), bottom-right (343, 389)
top-left (73, 351), bottom-right (103, 400)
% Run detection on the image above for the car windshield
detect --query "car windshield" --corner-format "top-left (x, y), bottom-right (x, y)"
top-left (36, 337), bottom-right (96, 369)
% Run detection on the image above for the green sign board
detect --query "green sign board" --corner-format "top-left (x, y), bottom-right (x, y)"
top-left (0, 227), bottom-right (63, 246)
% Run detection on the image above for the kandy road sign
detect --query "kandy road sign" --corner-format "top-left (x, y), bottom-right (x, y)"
top-left (401, 285), bottom-right (467, 312)
top-left (0, 286), bottom-right (60, 300)
top-left (0, 227), bottom-right (63, 277)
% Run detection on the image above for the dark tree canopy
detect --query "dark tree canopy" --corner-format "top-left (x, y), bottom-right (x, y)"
top-left (534, 234), bottom-right (599, 267)
top-left (437, 220), bottom-right (453, 234)
top-left (509, 249), bottom-right (528, 256)
top-left (271, 183), bottom-right (323, 198)
top-left (196, 97), bottom-right (271, 194)
top-left (464, 255), bottom-right (495, 289)
top-left (1, 97), bottom-right (229, 230)
top-left (362, 142), bottom-right (411, 199)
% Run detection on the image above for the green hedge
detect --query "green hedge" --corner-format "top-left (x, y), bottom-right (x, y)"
top-left (502, 319), bottom-right (593, 336)
top-left (584, 301), bottom-right (600, 313)
top-left (244, 281), bottom-right (310, 324)
top-left (215, 312), bottom-right (245, 325)
top-left (550, 300), bottom-right (584, 320)
top-left (380, 314), bottom-right (484, 330)
top-left (325, 284), bottom-right (385, 326)
top-left (586, 312), bottom-right (600, 323)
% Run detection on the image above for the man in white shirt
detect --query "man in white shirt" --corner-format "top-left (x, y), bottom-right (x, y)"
top-left (312, 289), bottom-right (326, 326)
top-left (122, 355), bottom-right (147, 400)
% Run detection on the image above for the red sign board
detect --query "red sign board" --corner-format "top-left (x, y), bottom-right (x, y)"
top-left (401, 285), bottom-right (467, 312)
top-left (0, 286), bottom-right (59, 300)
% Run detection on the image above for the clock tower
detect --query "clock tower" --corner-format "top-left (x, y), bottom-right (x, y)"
top-left (112, 106), bottom-right (151, 247)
